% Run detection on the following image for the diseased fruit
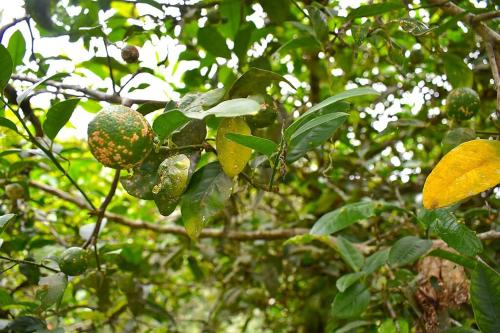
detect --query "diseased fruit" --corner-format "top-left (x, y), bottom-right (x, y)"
top-left (153, 154), bottom-right (190, 216)
top-left (87, 105), bottom-right (154, 169)
top-left (121, 45), bottom-right (139, 63)
top-left (245, 94), bottom-right (278, 129)
top-left (172, 120), bottom-right (207, 146)
top-left (5, 183), bottom-right (25, 200)
top-left (59, 247), bottom-right (88, 276)
top-left (446, 87), bottom-right (480, 121)
top-left (216, 118), bottom-right (252, 178)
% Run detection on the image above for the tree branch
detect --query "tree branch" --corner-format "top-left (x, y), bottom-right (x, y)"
top-left (27, 180), bottom-right (500, 244)
top-left (11, 74), bottom-right (168, 108)
top-left (0, 255), bottom-right (59, 273)
top-left (0, 16), bottom-right (29, 43)
top-left (472, 10), bottom-right (500, 23)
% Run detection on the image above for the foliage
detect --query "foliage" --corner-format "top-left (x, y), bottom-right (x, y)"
top-left (0, 0), bottom-right (499, 332)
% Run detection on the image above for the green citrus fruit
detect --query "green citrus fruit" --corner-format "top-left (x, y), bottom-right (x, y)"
top-left (245, 94), bottom-right (278, 129)
top-left (88, 105), bottom-right (154, 169)
top-left (446, 87), bottom-right (480, 120)
top-left (5, 183), bottom-right (25, 200)
top-left (216, 118), bottom-right (252, 178)
top-left (172, 119), bottom-right (207, 146)
top-left (59, 247), bottom-right (88, 276)
top-left (121, 45), bottom-right (139, 63)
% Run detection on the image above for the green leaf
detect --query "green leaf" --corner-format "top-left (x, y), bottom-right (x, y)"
top-left (336, 321), bottom-right (373, 333)
top-left (470, 263), bottom-right (500, 333)
top-left (443, 53), bottom-right (473, 88)
top-left (378, 319), bottom-right (409, 333)
top-left (286, 109), bottom-right (348, 163)
top-left (388, 236), bottom-right (432, 267)
top-left (0, 44), bottom-right (13, 92)
top-left (153, 110), bottom-right (189, 140)
top-left (7, 30), bottom-right (26, 68)
top-left (179, 88), bottom-right (226, 113)
top-left (43, 98), bottom-right (80, 140)
top-left (290, 112), bottom-right (349, 141)
top-left (121, 150), bottom-right (166, 200)
top-left (0, 287), bottom-right (13, 306)
top-left (442, 128), bottom-right (476, 154)
top-left (220, 0), bottom-right (241, 38)
top-left (336, 236), bottom-right (364, 271)
top-left (0, 117), bottom-right (18, 133)
top-left (228, 67), bottom-right (296, 98)
top-left (347, 2), bottom-right (403, 19)
top-left (428, 248), bottom-right (476, 270)
top-left (308, 6), bottom-right (329, 43)
top-left (310, 201), bottom-right (377, 236)
top-left (399, 18), bottom-right (435, 36)
top-left (185, 98), bottom-right (260, 119)
top-left (331, 283), bottom-right (371, 319)
top-left (197, 26), bottom-right (231, 58)
top-left (429, 210), bottom-right (483, 256)
top-left (336, 272), bottom-right (366, 292)
top-left (0, 214), bottom-right (16, 234)
top-left (300, 87), bottom-right (379, 119)
top-left (181, 162), bottom-right (233, 239)
top-left (17, 73), bottom-right (68, 104)
top-left (363, 248), bottom-right (390, 274)
top-left (225, 133), bottom-right (278, 157)
top-left (37, 273), bottom-right (68, 310)
top-left (274, 36), bottom-right (321, 55)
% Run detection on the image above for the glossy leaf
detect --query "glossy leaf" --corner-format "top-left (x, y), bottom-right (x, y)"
top-left (443, 53), bottom-right (473, 88)
top-left (0, 117), bottom-right (18, 133)
top-left (0, 214), bottom-right (15, 234)
top-left (336, 272), bottom-right (366, 292)
top-left (224, 133), bottom-right (278, 157)
top-left (308, 6), bottom-right (329, 43)
top-left (423, 140), bottom-right (500, 209)
top-left (0, 45), bottom-right (13, 92)
top-left (310, 201), bottom-right (377, 235)
top-left (363, 248), bottom-right (390, 274)
top-left (37, 273), bottom-right (67, 310)
top-left (7, 30), bottom-right (26, 68)
top-left (43, 99), bottom-right (80, 140)
top-left (429, 210), bottom-right (483, 256)
top-left (470, 263), bottom-right (500, 332)
top-left (331, 283), bottom-right (371, 319)
top-left (181, 162), bottom-right (233, 239)
top-left (228, 67), bottom-right (296, 98)
top-left (348, 2), bottom-right (403, 19)
top-left (121, 150), bottom-right (166, 200)
top-left (185, 98), bottom-right (260, 119)
top-left (336, 236), bottom-right (364, 272)
top-left (428, 248), bottom-right (476, 270)
top-left (388, 236), bottom-right (432, 267)
top-left (290, 112), bottom-right (349, 141)
top-left (197, 26), bottom-right (231, 58)
top-left (153, 110), bottom-right (189, 140)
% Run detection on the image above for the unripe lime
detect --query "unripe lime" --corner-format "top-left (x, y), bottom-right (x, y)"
top-left (5, 183), bottom-right (25, 200)
top-left (121, 45), bottom-right (139, 63)
top-left (59, 247), bottom-right (88, 276)
top-left (446, 87), bottom-right (480, 121)
top-left (87, 105), bottom-right (154, 169)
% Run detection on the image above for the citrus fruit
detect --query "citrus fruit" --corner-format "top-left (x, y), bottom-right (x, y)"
top-left (5, 183), bottom-right (25, 200)
top-left (245, 94), bottom-right (278, 129)
top-left (216, 118), bottom-right (252, 177)
top-left (88, 105), bottom-right (154, 169)
top-left (59, 247), bottom-right (88, 276)
top-left (154, 154), bottom-right (190, 197)
top-left (121, 45), bottom-right (139, 63)
top-left (446, 87), bottom-right (480, 120)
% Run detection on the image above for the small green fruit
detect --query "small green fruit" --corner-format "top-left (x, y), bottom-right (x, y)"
top-left (446, 87), bottom-right (480, 121)
top-left (59, 247), bottom-right (88, 276)
top-left (5, 183), bottom-right (25, 200)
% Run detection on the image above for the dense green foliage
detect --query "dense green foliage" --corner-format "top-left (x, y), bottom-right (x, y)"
top-left (0, 0), bottom-right (499, 332)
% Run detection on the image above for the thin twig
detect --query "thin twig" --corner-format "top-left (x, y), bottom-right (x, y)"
top-left (83, 169), bottom-right (121, 250)
top-left (118, 69), bottom-right (142, 94)
top-left (103, 37), bottom-right (117, 95)
top-left (0, 16), bottom-right (29, 42)
top-left (0, 255), bottom-right (59, 273)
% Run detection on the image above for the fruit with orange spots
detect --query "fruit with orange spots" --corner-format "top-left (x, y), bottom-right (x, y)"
top-left (121, 45), bottom-right (139, 63)
top-left (446, 88), bottom-right (480, 121)
top-left (87, 105), bottom-right (154, 169)
top-left (59, 247), bottom-right (88, 276)
top-left (216, 117), bottom-right (252, 178)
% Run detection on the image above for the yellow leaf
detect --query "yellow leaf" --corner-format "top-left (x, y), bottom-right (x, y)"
top-left (423, 139), bottom-right (500, 209)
